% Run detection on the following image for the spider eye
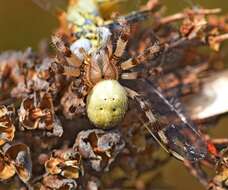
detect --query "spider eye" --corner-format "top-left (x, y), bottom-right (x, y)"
top-left (86, 80), bottom-right (128, 128)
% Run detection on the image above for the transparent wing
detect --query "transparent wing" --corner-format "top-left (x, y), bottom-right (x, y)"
top-left (123, 79), bottom-right (208, 162)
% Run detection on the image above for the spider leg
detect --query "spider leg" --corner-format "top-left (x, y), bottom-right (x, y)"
top-left (111, 19), bottom-right (130, 64)
top-left (62, 65), bottom-right (81, 77)
top-left (121, 67), bottom-right (163, 80)
top-left (52, 35), bottom-right (82, 67)
top-left (120, 42), bottom-right (162, 71)
top-left (106, 41), bottom-right (113, 58)
top-left (109, 2), bottom-right (160, 63)
top-left (121, 72), bottom-right (139, 80)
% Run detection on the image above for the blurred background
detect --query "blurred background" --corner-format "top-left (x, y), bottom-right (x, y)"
top-left (0, 0), bottom-right (228, 51)
top-left (0, 0), bottom-right (227, 189)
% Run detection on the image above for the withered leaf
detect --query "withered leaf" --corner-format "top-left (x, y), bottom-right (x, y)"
top-left (45, 149), bottom-right (82, 179)
top-left (0, 105), bottom-right (15, 146)
top-left (5, 143), bottom-right (32, 183)
top-left (18, 92), bottom-right (63, 136)
top-left (0, 152), bottom-right (16, 181)
top-left (74, 129), bottom-right (125, 171)
top-left (42, 174), bottom-right (77, 190)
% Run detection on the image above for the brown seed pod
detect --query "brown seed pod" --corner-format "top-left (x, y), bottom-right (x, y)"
top-left (18, 92), bottom-right (63, 137)
top-left (0, 151), bottom-right (15, 181)
top-left (0, 105), bottom-right (15, 146)
top-left (45, 148), bottom-right (82, 179)
top-left (74, 129), bottom-right (125, 171)
top-left (0, 143), bottom-right (32, 183)
top-left (41, 174), bottom-right (78, 190)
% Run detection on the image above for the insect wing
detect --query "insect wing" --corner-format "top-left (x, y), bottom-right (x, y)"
top-left (124, 79), bottom-right (208, 162)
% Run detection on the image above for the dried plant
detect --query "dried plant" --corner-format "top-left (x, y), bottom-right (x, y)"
top-left (0, 0), bottom-right (228, 189)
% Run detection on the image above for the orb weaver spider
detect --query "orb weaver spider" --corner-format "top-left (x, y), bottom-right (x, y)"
top-left (52, 15), bottom-right (207, 162)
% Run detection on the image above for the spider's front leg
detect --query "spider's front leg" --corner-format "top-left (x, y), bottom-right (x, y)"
top-left (51, 35), bottom-right (89, 118)
top-left (110, 18), bottom-right (130, 64)
top-left (109, 2), bottom-right (160, 65)
top-left (51, 35), bottom-right (83, 77)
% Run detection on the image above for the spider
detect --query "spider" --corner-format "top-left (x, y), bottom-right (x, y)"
top-left (52, 17), bottom-right (208, 162)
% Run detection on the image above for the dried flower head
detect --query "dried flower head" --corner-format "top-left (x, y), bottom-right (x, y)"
top-left (18, 92), bottom-right (63, 136)
top-left (0, 0), bottom-right (228, 189)
top-left (45, 148), bottom-right (82, 179)
top-left (0, 106), bottom-right (15, 146)
top-left (0, 151), bottom-right (15, 181)
top-left (41, 174), bottom-right (78, 190)
top-left (74, 129), bottom-right (125, 171)
top-left (0, 143), bottom-right (32, 183)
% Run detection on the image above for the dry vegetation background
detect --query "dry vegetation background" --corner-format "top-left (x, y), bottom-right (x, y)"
top-left (0, 0), bottom-right (228, 190)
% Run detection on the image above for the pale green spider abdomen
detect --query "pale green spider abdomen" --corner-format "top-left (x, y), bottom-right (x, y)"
top-left (86, 80), bottom-right (128, 128)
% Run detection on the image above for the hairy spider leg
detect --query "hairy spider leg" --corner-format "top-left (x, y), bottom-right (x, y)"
top-left (111, 19), bottom-right (130, 64)
top-left (120, 42), bottom-right (162, 71)
top-left (51, 35), bottom-right (82, 77)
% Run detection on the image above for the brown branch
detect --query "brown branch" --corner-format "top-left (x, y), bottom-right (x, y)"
top-left (159, 8), bottom-right (221, 25)
top-left (214, 33), bottom-right (228, 43)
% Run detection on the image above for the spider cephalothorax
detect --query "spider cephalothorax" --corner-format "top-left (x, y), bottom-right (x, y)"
top-left (81, 48), bottom-right (119, 88)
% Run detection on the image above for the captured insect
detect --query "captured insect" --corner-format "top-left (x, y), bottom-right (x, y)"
top-left (30, 0), bottom-right (216, 162)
